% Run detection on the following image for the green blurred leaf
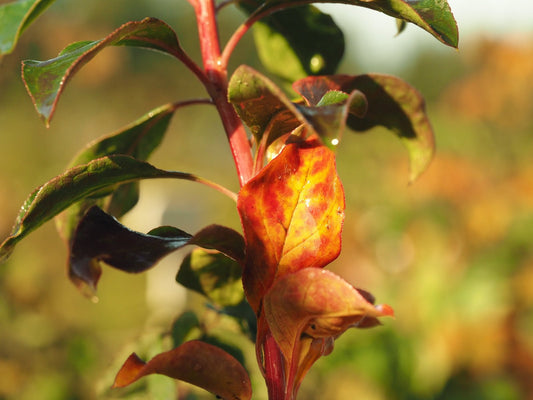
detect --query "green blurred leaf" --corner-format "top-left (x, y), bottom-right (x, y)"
top-left (199, 334), bottom-right (247, 368)
top-left (171, 311), bottom-right (201, 347)
top-left (293, 74), bottom-right (434, 181)
top-left (69, 206), bottom-right (192, 294)
top-left (177, 248), bottom-right (244, 307)
top-left (22, 17), bottom-right (185, 125)
top-left (240, 3), bottom-right (344, 82)
top-left (0, 155), bottom-right (196, 263)
top-left (54, 103), bottom-right (178, 244)
top-left (0, 0), bottom-right (55, 55)
top-left (216, 299), bottom-right (258, 341)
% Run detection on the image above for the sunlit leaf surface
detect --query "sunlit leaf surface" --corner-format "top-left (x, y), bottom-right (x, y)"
top-left (238, 137), bottom-right (345, 311)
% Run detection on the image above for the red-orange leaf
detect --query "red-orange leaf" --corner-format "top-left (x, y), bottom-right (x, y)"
top-left (263, 268), bottom-right (393, 361)
top-left (113, 340), bottom-right (252, 400)
top-left (237, 137), bottom-right (345, 312)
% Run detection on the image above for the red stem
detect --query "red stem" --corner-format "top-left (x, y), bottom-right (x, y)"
top-left (193, 0), bottom-right (254, 186)
top-left (264, 331), bottom-right (288, 400)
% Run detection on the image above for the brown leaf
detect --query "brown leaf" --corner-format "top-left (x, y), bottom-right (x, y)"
top-left (113, 340), bottom-right (252, 400)
top-left (263, 268), bottom-right (393, 363)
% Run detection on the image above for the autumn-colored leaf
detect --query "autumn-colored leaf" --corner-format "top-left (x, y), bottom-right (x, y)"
top-left (237, 137), bottom-right (345, 311)
top-left (262, 268), bottom-right (393, 395)
top-left (263, 268), bottom-right (393, 361)
top-left (113, 340), bottom-right (252, 400)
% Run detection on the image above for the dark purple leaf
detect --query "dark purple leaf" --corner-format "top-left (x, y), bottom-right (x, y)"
top-left (69, 206), bottom-right (192, 294)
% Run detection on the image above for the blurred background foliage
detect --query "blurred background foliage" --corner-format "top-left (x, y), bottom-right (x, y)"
top-left (1, 0), bottom-right (532, 399)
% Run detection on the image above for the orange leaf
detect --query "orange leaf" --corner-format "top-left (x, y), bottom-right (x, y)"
top-left (113, 340), bottom-right (252, 400)
top-left (237, 137), bottom-right (345, 311)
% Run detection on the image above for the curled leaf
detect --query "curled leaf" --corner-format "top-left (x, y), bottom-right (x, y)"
top-left (261, 268), bottom-right (393, 395)
top-left (263, 268), bottom-right (393, 362)
top-left (294, 74), bottom-right (435, 181)
top-left (244, 0), bottom-right (458, 48)
top-left (113, 340), bottom-right (252, 400)
top-left (228, 65), bottom-right (364, 160)
top-left (238, 137), bottom-right (345, 311)
top-left (22, 18), bottom-right (185, 125)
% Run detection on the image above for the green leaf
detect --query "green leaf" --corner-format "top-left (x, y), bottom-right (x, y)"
top-left (22, 17), bottom-right (185, 125)
top-left (293, 74), bottom-right (434, 181)
top-left (0, 0), bottom-right (55, 55)
top-left (177, 248), bottom-right (244, 307)
top-left (356, 0), bottom-right (459, 47)
top-left (240, 3), bottom-right (344, 82)
top-left (54, 104), bottom-right (178, 244)
top-left (244, 0), bottom-right (458, 49)
top-left (69, 206), bottom-right (192, 294)
top-left (0, 155), bottom-right (195, 263)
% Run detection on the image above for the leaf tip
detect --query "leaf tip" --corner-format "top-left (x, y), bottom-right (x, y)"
top-left (112, 352), bottom-right (146, 388)
top-left (376, 303), bottom-right (395, 318)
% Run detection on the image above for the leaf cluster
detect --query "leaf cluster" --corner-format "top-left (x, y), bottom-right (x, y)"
top-left (0, 0), bottom-right (458, 399)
